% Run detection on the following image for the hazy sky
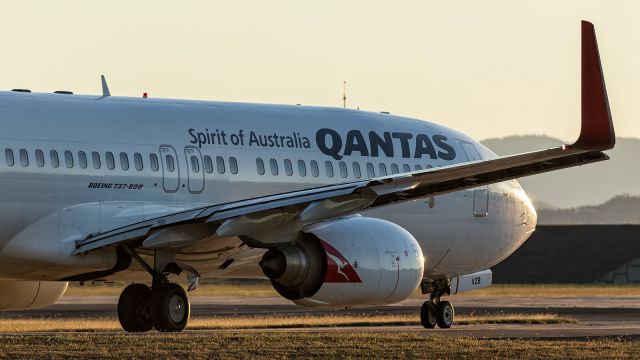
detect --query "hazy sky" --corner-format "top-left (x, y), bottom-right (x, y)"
top-left (0, 1), bottom-right (637, 141)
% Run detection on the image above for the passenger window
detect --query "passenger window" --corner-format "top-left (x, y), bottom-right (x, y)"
top-left (78, 151), bottom-right (88, 169)
top-left (284, 159), bottom-right (293, 176)
top-left (204, 155), bottom-right (213, 174)
top-left (353, 162), bottom-right (361, 179)
top-left (92, 152), bottom-right (101, 169)
top-left (379, 163), bottom-right (387, 176)
top-left (165, 154), bottom-right (175, 172)
top-left (190, 155), bottom-right (200, 173)
top-left (403, 164), bottom-right (411, 172)
top-left (64, 150), bottom-right (74, 168)
top-left (298, 160), bottom-right (306, 177)
top-left (216, 156), bottom-right (225, 174)
top-left (19, 149), bottom-right (28, 167)
top-left (120, 152), bottom-right (129, 170)
top-left (50, 150), bottom-right (59, 168)
top-left (391, 163), bottom-right (399, 175)
top-left (106, 152), bottom-right (115, 170)
top-left (35, 149), bottom-right (44, 167)
top-left (325, 161), bottom-right (334, 178)
top-left (339, 161), bottom-right (348, 178)
top-left (5, 149), bottom-right (14, 166)
top-left (134, 153), bottom-right (143, 171)
top-left (256, 158), bottom-right (265, 175)
top-left (150, 154), bottom-right (159, 172)
top-left (310, 160), bottom-right (319, 177)
top-left (414, 164), bottom-right (422, 171)
top-left (270, 158), bottom-right (278, 176)
top-left (229, 157), bottom-right (238, 174)
top-left (366, 162), bottom-right (375, 178)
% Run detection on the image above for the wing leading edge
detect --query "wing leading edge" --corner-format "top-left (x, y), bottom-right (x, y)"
top-left (74, 20), bottom-right (613, 255)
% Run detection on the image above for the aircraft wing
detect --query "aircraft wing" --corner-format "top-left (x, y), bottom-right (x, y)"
top-left (73, 21), bottom-right (613, 255)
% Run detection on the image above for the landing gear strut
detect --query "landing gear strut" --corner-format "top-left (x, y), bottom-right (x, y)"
top-left (419, 279), bottom-right (455, 329)
top-left (117, 247), bottom-right (191, 332)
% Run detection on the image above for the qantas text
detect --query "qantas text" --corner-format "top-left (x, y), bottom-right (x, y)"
top-left (316, 129), bottom-right (456, 161)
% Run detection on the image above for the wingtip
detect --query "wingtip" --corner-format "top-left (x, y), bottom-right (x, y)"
top-left (569, 20), bottom-right (615, 150)
top-left (581, 20), bottom-right (594, 28)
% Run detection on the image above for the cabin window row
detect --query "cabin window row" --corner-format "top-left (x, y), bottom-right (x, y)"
top-left (4, 148), bottom-right (239, 175)
top-left (5, 148), bottom-right (158, 171)
top-left (196, 155), bottom-right (238, 175)
top-left (255, 158), bottom-right (433, 178)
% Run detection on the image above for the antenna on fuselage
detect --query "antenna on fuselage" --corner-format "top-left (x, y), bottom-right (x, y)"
top-left (100, 75), bottom-right (111, 97)
top-left (342, 81), bottom-right (347, 108)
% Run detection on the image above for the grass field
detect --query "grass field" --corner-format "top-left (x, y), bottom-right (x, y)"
top-left (0, 332), bottom-right (638, 360)
top-left (64, 282), bottom-right (640, 298)
top-left (0, 313), bottom-right (574, 333)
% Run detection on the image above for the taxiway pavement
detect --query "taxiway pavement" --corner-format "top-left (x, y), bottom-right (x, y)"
top-left (3, 295), bottom-right (640, 338)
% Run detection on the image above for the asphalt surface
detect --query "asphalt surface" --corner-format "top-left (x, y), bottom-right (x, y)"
top-left (4, 296), bottom-right (640, 339)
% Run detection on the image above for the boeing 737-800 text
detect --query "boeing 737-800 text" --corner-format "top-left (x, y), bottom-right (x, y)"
top-left (0, 22), bottom-right (614, 332)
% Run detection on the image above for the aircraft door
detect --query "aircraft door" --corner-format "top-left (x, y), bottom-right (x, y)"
top-left (472, 186), bottom-right (489, 217)
top-left (460, 141), bottom-right (489, 217)
top-left (160, 145), bottom-right (180, 193)
top-left (184, 146), bottom-right (204, 194)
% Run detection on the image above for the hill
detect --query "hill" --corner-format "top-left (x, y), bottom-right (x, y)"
top-left (538, 195), bottom-right (640, 224)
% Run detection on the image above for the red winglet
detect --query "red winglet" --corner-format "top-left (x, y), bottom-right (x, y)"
top-left (570, 21), bottom-right (615, 150)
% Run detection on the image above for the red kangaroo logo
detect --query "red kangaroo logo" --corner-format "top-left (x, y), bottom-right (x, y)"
top-left (321, 240), bottom-right (362, 283)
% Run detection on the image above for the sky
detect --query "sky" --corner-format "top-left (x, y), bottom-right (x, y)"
top-left (0, 0), bottom-right (637, 142)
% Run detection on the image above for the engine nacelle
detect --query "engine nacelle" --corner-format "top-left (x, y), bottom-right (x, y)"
top-left (260, 216), bottom-right (424, 307)
top-left (0, 281), bottom-right (68, 310)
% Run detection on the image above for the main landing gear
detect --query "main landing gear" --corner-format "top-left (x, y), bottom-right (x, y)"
top-left (118, 281), bottom-right (190, 332)
top-left (419, 279), bottom-right (454, 329)
top-left (117, 247), bottom-right (193, 332)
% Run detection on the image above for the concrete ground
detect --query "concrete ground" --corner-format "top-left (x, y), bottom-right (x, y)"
top-left (3, 295), bottom-right (640, 338)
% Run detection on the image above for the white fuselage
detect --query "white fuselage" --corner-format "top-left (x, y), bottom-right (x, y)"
top-left (0, 91), bottom-right (536, 281)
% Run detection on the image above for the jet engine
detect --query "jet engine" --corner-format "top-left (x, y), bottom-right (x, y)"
top-left (260, 216), bottom-right (424, 307)
top-left (0, 281), bottom-right (68, 310)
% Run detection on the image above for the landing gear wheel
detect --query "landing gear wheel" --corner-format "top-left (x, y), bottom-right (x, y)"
top-left (436, 300), bottom-right (454, 328)
top-left (420, 301), bottom-right (437, 329)
top-left (118, 283), bottom-right (153, 332)
top-left (150, 283), bottom-right (190, 332)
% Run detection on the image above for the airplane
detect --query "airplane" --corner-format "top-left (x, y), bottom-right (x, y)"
top-left (0, 21), bottom-right (613, 332)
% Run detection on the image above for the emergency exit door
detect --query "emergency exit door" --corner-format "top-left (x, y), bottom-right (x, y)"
top-left (184, 146), bottom-right (204, 194)
top-left (459, 141), bottom-right (489, 217)
top-left (160, 145), bottom-right (180, 193)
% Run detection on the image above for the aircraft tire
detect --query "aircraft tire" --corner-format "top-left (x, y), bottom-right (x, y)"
top-left (150, 283), bottom-right (190, 332)
top-left (118, 283), bottom-right (153, 332)
top-left (420, 301), bottom-right (437, 328)
top-left (436, 301), bottom-right (454, 328)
